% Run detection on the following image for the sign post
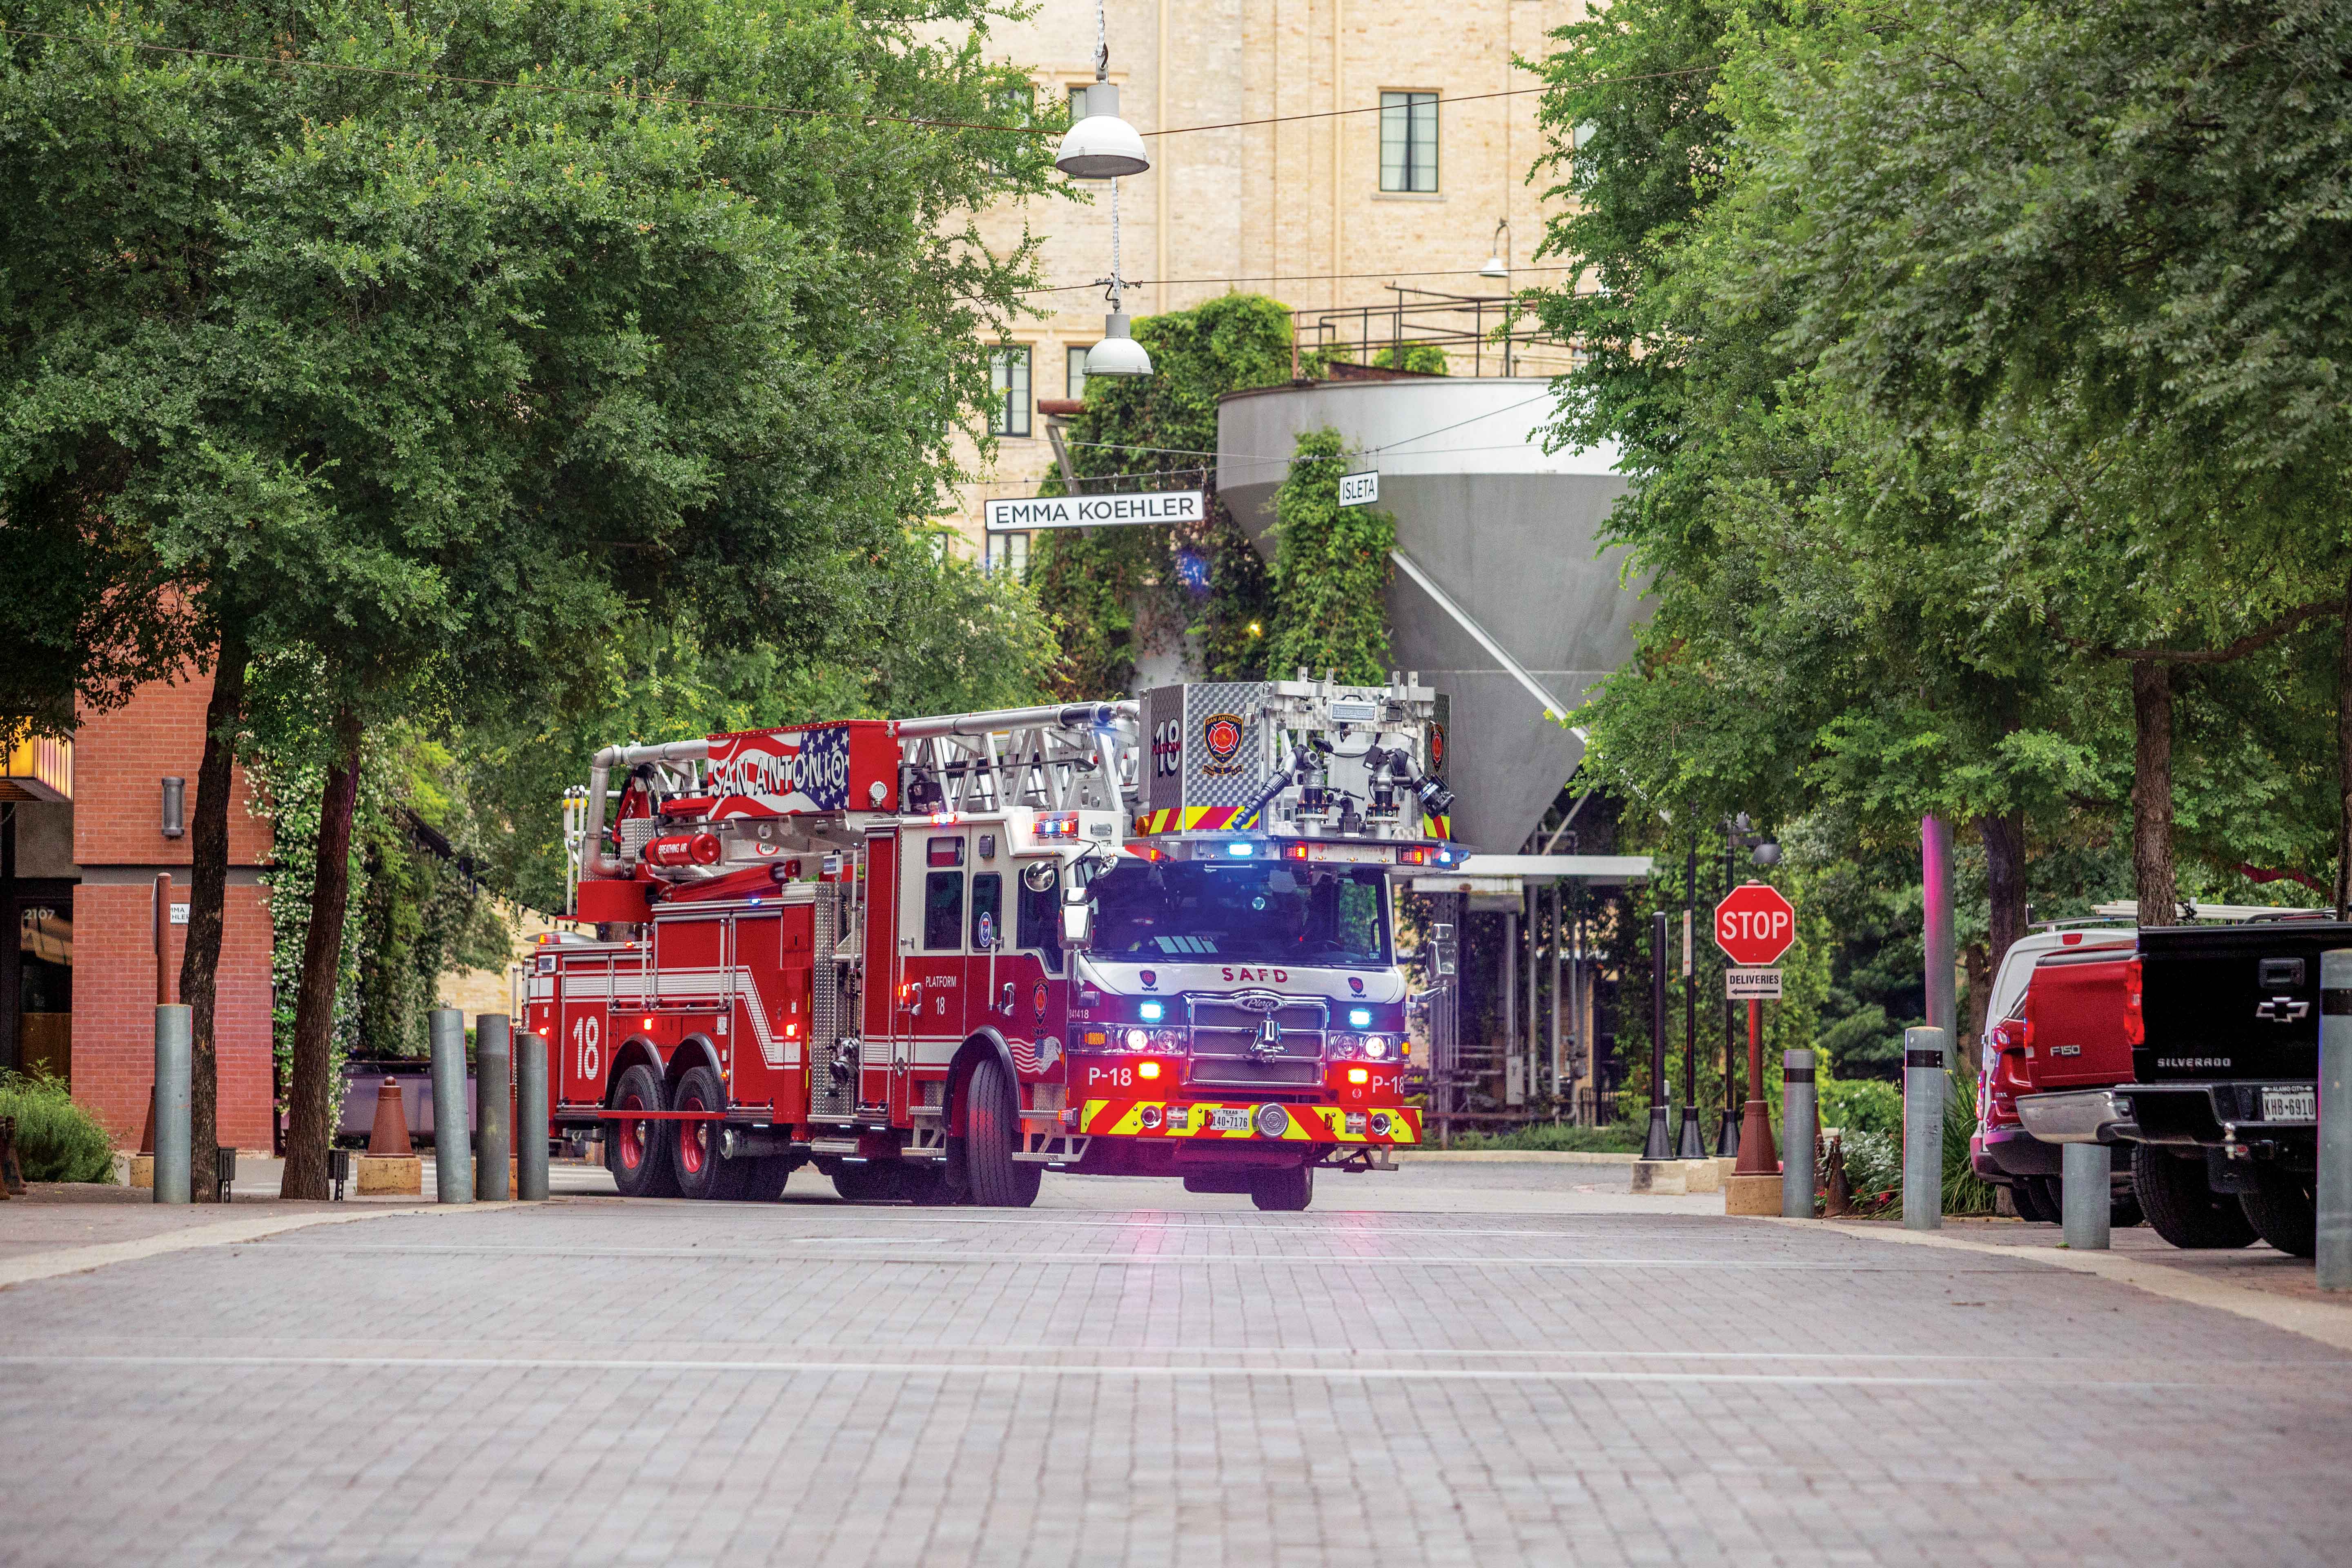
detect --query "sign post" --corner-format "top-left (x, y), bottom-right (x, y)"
top-left (1714, 882), bottom-right (1796, 1179)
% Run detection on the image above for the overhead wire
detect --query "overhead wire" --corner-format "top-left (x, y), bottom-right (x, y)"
top-left (0, 26), bottom-right (1708, 144)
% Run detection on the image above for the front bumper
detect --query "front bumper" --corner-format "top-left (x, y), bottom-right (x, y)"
top-left (2014, 1088), bottom-right (2138, 1146)
top-left (1080, 1098), bottom-right (1421, 1145)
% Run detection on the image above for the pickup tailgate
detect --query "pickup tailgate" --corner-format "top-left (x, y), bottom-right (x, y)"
top-left (2134, 921), bottom-right (2352, 1084)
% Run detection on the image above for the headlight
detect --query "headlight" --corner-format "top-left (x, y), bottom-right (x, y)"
top-left (1123, 1027), bottom-right (1149, 1051)
top-left (1330, 1035), bottom-right (1361, 1059)
top-left (1363, 1035), bottom-right (1390, 1060)
top-left (1149, 1028), bottom-right (1189, 1050)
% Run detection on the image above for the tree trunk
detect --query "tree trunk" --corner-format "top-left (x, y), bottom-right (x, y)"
top-left (280, 709), bottom-right (362, 1202)
top-left (1962, 806), bottom-right (2030, 1082)
top-left (2336, 568), bottom-right (2352, 921)
top-left (1961, 941), bottom-right (1992, 1083)
top-left (2130, 659), bottom-right (2176, 927)
top-left (177, 626), bottom-right (246, 1203)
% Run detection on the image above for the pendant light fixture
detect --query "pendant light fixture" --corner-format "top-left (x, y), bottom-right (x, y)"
top-left (1059, 0), bottom-right (1153, 378)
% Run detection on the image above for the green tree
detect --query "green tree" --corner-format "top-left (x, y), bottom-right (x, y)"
top-left (1745, 0), bottom-right (2352, 918)
top-left (1263, 429), bottom-right (1395, 685)
top-left (2, 0), bottom-right (1052, 1194)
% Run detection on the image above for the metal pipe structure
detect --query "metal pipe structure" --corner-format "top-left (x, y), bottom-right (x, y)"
top-left (2062, 1143), bottom-right (2111, 1250)
top-left (1501, 909), bottom-right (1519, 1106)
top-left (1903, 1025), bottom-right (1948, 1231)
top-left (2320, 948), bottom-right (2352, 1290)
top-left (1782, 1049), bottom-right (1816, 1218)
top-left (1716, 831), bottom-right (1740, 1158)
top-left (152, 1005), bottom-right (191, 1205)
top-left (429, 1007), bottom-right (472, 1203)
top-left (1548, 883), bottom-right (1563, 1102)
top-left (517, 1031), bottom-right (550, 1202)
top-left (1642, 911), bottom-right (1672, 1160)
top-left (475, 1014), bottom-right (512, 1201)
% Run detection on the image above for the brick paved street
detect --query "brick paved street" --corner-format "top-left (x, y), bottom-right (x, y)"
top-left (6, 1169), bottom-right (2352, 1566)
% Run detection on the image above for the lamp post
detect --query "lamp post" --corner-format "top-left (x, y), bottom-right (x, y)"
top-left (1675, 847), bottom-right (1704, 1159)
top-left (1058, 1), bottom-right (1153, 381)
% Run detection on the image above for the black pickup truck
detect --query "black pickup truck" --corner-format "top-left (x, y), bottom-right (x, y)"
top-left (2016, 915), bottom-right (2352, 1256)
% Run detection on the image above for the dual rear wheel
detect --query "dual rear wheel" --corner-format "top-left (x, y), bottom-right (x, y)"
top-left (606, 1062), bottom-right (765, 1201)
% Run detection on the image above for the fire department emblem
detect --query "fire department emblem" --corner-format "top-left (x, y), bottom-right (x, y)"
top-left (1032, 981), bottom-right (1050, 1016)
top-left (1348, 976), bottom-right (1365, 996)
top-left (1202, 712), bottom-right (1245, 775)
top-left (1429, 723), bottom-right (1446, 773)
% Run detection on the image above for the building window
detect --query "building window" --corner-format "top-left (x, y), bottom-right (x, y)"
top-left (986, 530), bottom-right (1031, 579)
top-left (1380, 92), bottom-right (1439, 193)
top-left (989, 346), bottom-right (1031, 437)
top-left (1067, 345), bottom-right (1091, 403)
top-left (1068, 84), bottom-right (1091, 121)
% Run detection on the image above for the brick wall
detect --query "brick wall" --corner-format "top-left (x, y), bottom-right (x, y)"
top-left (72, 668), bottom-right (276, 1151)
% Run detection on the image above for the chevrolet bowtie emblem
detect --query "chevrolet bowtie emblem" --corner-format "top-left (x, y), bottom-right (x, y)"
top-left (2256, 996), bottom-right (2310, 1022)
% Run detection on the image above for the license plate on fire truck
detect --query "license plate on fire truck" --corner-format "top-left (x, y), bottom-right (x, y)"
top-left (1207, 1107), bottom-right (1252, 1132)
top-left (2262, 1086), bottom-right (2317, 1123)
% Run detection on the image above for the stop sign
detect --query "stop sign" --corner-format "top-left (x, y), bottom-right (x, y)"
top-left (1714, 882), bottom-right (1796, 967)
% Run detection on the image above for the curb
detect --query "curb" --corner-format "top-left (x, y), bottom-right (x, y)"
top-left (0, 1201), bottom-right (523, 1292)
top-left (1753, 1216), bottom-right (2352, 1354)
top-left (1391, 1150), bottom-right (1639, 1166)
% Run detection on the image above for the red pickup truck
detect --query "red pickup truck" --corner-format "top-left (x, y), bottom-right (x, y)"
top-left (1973, 928), bottom-right (2137, 1223)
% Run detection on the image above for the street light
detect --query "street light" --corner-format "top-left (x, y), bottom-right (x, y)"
top-left (1062, 0), bottom-right (1153, 379)
top-left (1479, 218), bottom-right (1511, 281)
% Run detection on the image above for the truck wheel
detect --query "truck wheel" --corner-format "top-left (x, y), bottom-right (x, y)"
top-left (671, 1067), bottom-right (752, 1200)
top-left (2238, 1165), bottom-right (2317, 1257)
top-left (608, 1063), bottom-right (679, 1199)
top-left (964, 1055), bottom-right (1041, 1208)
top-left (1249, 1164), bottom-right (1314, 1212)
top-left (2012, 1176), bottom-right (2059, 1224)
top-left (831, 1162), bottom-right (903, 1202)
top-left (2132, 1144), bottom-right (2255, 1249)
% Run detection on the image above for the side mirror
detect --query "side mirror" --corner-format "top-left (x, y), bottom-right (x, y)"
top-left (1059, 900), bottom-right (1095, 950)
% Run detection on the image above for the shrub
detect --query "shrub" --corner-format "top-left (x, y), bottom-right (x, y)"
top-left (1450, 1123), bottom-right (1643, 1154)
top-left (1823, 1072), bottom-right (2000, 1216)
top-left (0, 1070), bottom-right (117, 1183)
top-left (1820, 1077), bottom-right (1900, 1138)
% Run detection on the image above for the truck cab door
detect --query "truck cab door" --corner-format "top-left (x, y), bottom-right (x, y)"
top-left (899, 829), bottom-right (969, 1082)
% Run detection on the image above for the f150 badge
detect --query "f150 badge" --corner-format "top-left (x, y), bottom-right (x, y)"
top-left (2256, 996), bottom-right (2311, 1022)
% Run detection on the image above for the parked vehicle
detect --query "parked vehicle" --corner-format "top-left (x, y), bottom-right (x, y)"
top-left (2017, 914), bottom-right (2352, 1255)
top-left (1972, 927), bottom-right (2136, 1223)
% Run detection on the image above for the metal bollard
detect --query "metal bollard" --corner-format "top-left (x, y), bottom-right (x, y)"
top-left (1902, 1025), bottom-right (1948, 1232)
top-left (517, 1031), bottom-right (550, 1202)
top-left (153, 1006), bottom-right (192, 1205)
top-left (2063, 1141), bottom-right (2111, 1250)
top-left (475, 1013), bottom-right (512, 1200)
top-left (429, 1008), bottom-right (472, 1203)
top-left (2319, 950), bottom-right (2352, 1289)
top-left (1782, 1049), bottom-right (1816, 1218)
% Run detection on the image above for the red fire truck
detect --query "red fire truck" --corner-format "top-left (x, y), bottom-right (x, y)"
top-left (526, 677), bottom-right (1462, 1210)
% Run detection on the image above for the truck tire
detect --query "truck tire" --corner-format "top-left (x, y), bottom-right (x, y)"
top-left (608, 1063), bottom-right (679, 1199)
top-left (2012, 1176), bottom-right (2059, 1224)
top-left (964, 1055), bottom-right (1041, 1208)
top-left (2238, 1165), bottom-right (2317, 1257)
top-left (672, 1067), bottom-right (752, 1200)
top-left (2132, 1144), bottom-right (2255, 1250)
top-left (1249, 1164), bottom-right (1314, 1212)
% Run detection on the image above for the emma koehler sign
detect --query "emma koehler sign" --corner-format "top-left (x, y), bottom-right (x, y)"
top-left (984, 490), bottom-right (1205, 532)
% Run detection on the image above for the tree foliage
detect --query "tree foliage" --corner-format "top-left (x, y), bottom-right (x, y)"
top-left (1264, 429), bottom-right (1395, 686)
top-left (1029, 294), bottom-right (1294, 695)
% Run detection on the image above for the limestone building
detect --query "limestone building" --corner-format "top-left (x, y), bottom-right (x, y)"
top-left (949, 0), bottom-right (1597, 565)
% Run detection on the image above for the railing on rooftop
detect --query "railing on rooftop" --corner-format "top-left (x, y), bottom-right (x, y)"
top-left (1290, 288), bottom-right (1582, 381)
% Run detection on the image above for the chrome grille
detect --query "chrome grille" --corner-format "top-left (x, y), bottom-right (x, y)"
top-left (1185, 993), bottom-right (1327, 1086)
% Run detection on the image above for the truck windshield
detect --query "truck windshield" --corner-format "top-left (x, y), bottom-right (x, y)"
top-left (1089, 861), bottom-right (1390, 967)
